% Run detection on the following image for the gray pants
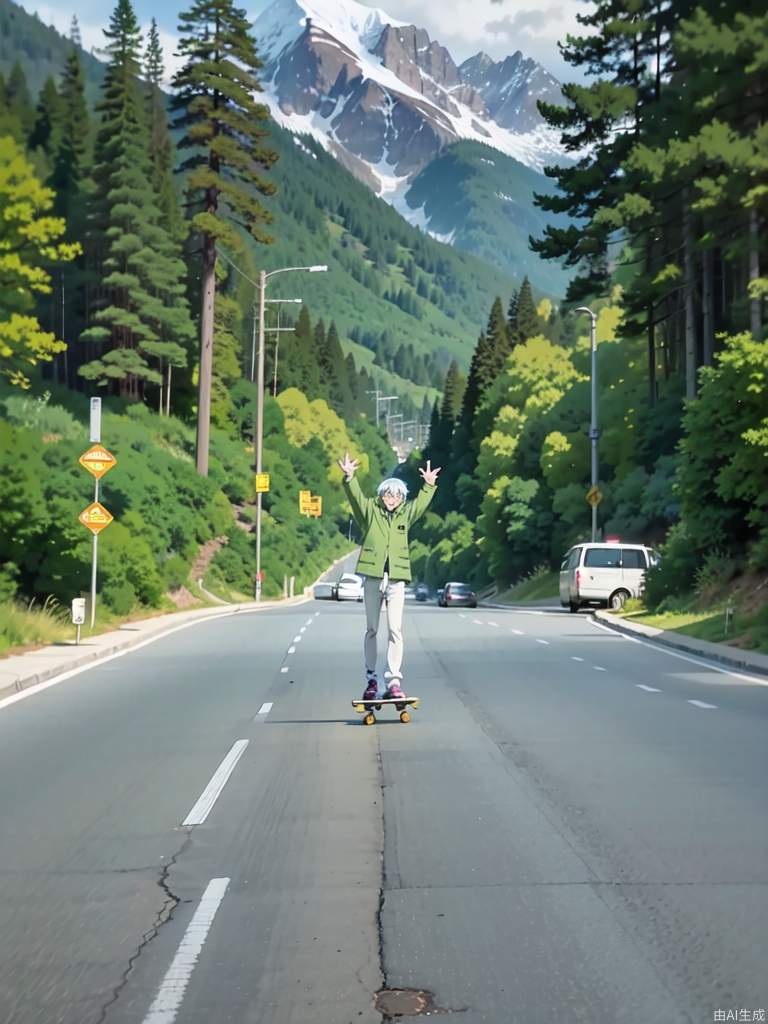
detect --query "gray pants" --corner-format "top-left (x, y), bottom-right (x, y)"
top-left (364, 576), bottom-right (406, 681)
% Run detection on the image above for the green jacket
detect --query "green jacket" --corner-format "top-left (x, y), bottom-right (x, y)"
top-left (343, 474), bottom-right (436, 582)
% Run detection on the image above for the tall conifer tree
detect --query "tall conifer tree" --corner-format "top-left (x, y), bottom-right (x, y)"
top-left (171, 0), bottom-right (278, 475)
top-left (80, 0), bottom-right (193, 400)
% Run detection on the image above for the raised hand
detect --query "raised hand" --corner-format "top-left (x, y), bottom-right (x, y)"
top-left (337, 451), bottom-right (360, 480)
top-left (419, 460), bottom-right (441, 486)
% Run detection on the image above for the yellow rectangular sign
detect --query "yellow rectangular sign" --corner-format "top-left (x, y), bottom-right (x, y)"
top-left (299, 489), bottom-right (312, 513)
top-left (309, 495), bottom-right (322, 517)
top-left (255, 473), bottom-right (270, 493)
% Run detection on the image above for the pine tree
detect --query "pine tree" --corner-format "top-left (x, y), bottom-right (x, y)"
top-left (515, 277), bottom-right (540, 341)
top-left (50, 52), bottom-right (90, 228)
top-left (70, 15), bottom-right (83, 48)
top-left (143, 20), bottom-right (182, 240)
top-left (506, 288), bottom-right (519, 338)
top-left (28, 77), bottom-right (63, 159)
top-left (4, 62), bottom-right (34, 142)
top-left (80, 0), bottom-right (193, 401)
top-left (172, 0), bottom-right (278, 475)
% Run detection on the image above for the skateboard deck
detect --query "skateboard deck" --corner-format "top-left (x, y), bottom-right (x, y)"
top-left (351, 697), bottom-right (420, 725)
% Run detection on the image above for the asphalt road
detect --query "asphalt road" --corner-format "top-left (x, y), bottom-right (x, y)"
top-left (0, 600), bottom-right (766, 1024)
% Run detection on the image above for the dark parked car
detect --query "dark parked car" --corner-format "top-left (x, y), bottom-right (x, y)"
top-left (438, 582), bottom-right (477, 608)
top-left (415, 582), bottom-right (430, 602)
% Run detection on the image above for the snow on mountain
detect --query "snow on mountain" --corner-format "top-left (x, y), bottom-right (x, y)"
top-left (252, 0), bottom-right (568, 192)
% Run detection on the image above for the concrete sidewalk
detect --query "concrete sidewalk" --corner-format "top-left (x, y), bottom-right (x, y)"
top-left (593, 608), bottom-right (768, 679)
top-left (0, 596), bottom-right (309, 701)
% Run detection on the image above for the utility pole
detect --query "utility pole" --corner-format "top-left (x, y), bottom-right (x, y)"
top-left (575, 307), bottom-right (599, 542)
top-left (254, 266), bottom-right (327, 599)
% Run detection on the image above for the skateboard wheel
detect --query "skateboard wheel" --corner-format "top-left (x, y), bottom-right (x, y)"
top-left (364, 713), bottom-right (376, 726)
top-left (399, 711), bottom-right (410, 724)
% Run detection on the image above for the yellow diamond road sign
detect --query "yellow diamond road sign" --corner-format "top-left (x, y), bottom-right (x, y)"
top-left (79, 444), bottom-right (117, 479)
top-left (586, 485), bottom-right (603, 507)
top-left (79, 501), bottom-right (114, 535)
top-left (255, 473), bottom-right (270, 493)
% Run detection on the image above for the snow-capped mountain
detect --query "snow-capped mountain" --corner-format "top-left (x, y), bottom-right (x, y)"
top-left (252, 0), bottom-right (567, 193)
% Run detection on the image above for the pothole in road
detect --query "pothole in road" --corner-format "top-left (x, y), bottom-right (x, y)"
top-left (375, 988), bottom-right (458, 1018)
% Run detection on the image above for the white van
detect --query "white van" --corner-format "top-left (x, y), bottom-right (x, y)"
top-left (559, 543), bottom-right (658, 612)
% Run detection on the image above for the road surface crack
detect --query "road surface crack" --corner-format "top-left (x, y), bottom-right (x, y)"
top-left (95, 831), bottom-right (193, 1024)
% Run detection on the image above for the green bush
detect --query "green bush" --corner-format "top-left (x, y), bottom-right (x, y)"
top-left (163, 555), bottom-right (189, 590)
top-left (102, 580), bottom-right (136, 615)
top-left (643, 523), bottom-right (699, 610)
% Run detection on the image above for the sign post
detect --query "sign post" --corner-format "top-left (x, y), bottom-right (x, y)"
top-left (71, 597), bottom-right (86, 645)
top-left (78, 432), bottom-right (117, 629)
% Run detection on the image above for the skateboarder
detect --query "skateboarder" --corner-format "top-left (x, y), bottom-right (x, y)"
top-left (337, 452), bottom-right (440, 701)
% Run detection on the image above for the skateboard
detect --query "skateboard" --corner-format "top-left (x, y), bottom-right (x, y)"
top-left (351, 696), bottom-right (421, 725)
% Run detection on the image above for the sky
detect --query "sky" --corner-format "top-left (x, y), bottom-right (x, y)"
top-left (28, 0), bottom-right (585, 84)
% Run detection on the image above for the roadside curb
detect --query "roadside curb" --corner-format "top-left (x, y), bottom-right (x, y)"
top-left (0, 597), bottom-right (309, 702)
top-left (592, 609), bottom-right (768, 679)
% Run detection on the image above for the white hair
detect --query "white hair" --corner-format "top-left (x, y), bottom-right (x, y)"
top-left (377, 477), bottom-right (408, 500)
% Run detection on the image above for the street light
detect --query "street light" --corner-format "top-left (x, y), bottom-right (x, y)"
top-left (255, 265), bottom-right (327, 600)
top-left (574, 306), bottom-right (599, 542)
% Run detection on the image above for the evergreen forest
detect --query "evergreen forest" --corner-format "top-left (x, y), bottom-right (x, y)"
top-left (0, 0), bottom-right (766, 652)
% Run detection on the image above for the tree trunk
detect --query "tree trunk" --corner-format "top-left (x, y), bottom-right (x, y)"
top-left (683, 193), bottom-right (698, 399)
top-left (166, 363), bottom-right (172, 417)
top-left (158, 358), bottom-right (164, 414)
top-left (196, 233), bottom-right (216, 476)
top-left (702, 248), bottom-right (715, 365)
top-left (749, 205), bottom-right (762, 338)
top-left (646, 238), bottom-right (655, 406)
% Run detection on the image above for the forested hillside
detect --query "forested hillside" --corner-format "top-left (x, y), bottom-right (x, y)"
top-left (403, 0), bottom-right (767, 647)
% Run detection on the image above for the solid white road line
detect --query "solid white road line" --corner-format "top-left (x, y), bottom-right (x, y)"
top-left (182, 741), bottom-right (249, 827)
top-left (0, 603), bottom-right (311, 715)
top-left (142, 877), bottom-right (229, 1024)
top-left (688, 699), bottom-right (717, 709)
top-left (571, 656), bottom-right (584, 662)
top-left (636, 684), bottom-right (661, 692)
top-left (588, 618), bottom-right (768, 686)
top-left (536, 639), bottom-right (550, 646)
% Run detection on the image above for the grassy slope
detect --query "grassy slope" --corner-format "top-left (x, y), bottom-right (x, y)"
top-left (495, 571), bottom-right (560, 604)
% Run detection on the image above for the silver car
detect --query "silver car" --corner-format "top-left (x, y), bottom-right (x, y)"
top-left (559, 543), bottom-right (658, 612)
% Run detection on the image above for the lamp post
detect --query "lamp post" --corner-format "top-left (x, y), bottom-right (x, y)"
top-left (255, 266), bottom-right (327, 600)
top-left (575, 306), bottom-right (599, 542)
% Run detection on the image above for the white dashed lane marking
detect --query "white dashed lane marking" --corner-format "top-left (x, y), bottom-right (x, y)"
top-left (571, 656), bottom-right (584, 662)
top-left (288, 646), bottom-right (296, 655)
top-left (593, 666), bottom-right (607, 672)
top-left (688, 699), bottom-right (717, 709)
top-left (636, 684), bottom-right (661, 692)
top-left (182, 741), bottom-right (249, 827)
top-left (142, 877), bottom-right (229, 1024)
top-left (280, 667), bottom-right (289, 674)
top-left (255, 702), bottom-right (273, 720)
